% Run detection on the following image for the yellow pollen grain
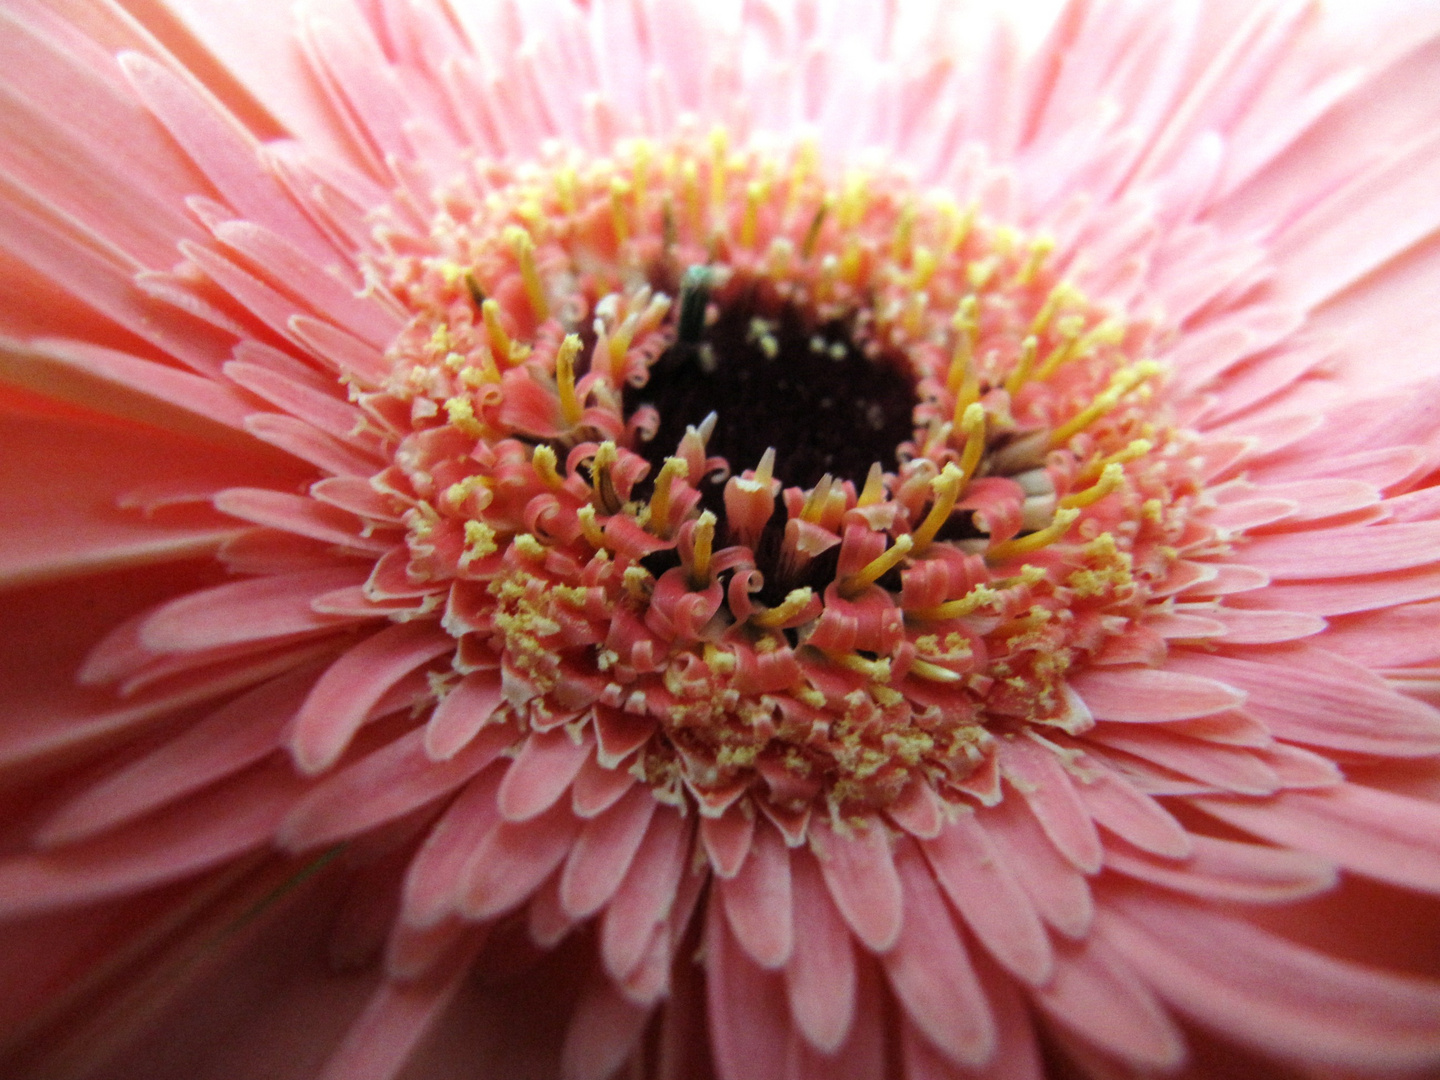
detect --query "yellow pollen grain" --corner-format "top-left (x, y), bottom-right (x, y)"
top-left (576, 504), bottom-right (607, 549)
top-left (444, 395), bottom-right (484, 436)
top-left (505, 225), bottom-right (548, 321)
top-left (986, 507), bottom-right (1080, 562)
top-left (460, 520), bottom-right (498, 567)
top-left (857, 462), bottom-right (887, 507)
top-left (647, 457), bottom-right (689, 538)
top-left (554, 333), bottom-right (584, 427)
top-left (688, 510), bottom-right (717, 588)
top-left (911, 463), bottom-right (965, 552)
top-left (841, 533), bottom-right (913, 599)
top-left (532, 444), bottom-right (565, 490)
top-left (967, 256), bottom-right (997, 290)
top-left (752, 587), bottom-right (815, 629)
top-left (1059, 462), bottom-right (1125, 510)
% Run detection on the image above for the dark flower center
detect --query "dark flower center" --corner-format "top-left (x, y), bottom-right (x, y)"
top-left (624, 273), bottom-right (917, 499)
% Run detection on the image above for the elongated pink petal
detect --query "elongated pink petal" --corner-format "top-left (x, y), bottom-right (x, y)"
top-left (289, 622), bottom-right (454, 774)
top-left (1068, 667), bottom-right (1245, 722)
top-left (784, 847), bottom-right (858, 1053)
top-left (279, 721), bottom-right (514, 850)
top-left (399, 768), bottom-right (504, 929)
top-left (1105, 892), bottom-right (1440, 1070)
top-left (922, 814), bottom-right (1054, 987)
top-left (980, 795), bottom-right (1094, 939)
top-left (457, 798), bottom-right (580, 920)
top-left (998, 737), bottom-right (1103, 873)
top-left (810, 817), bottom-right (904, 953)
top-left (721, 817), bottom-right (794, 969)
top-left (561, 971), bottom-right (653, 1080)
top-left (601, 807), bottom-right (690, 982)
top-left (496, 726), bottom-right (594, 822)
top-left (1195, 782), bottom-right (1440, 893)
top-left (705, 897), bottom-right (790, 1080)
top-left (883, 841), bottom-right (996, 1068)
top-left (1105, 832), bottom-right (1337, 903)
top-left (424, 670), bottom-right (503, 761)
top-left (559, 783), bottom-right (657, 919)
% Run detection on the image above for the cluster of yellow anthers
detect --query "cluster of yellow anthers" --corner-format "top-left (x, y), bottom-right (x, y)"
top-left (359, 131), bottom-right (1204, 818)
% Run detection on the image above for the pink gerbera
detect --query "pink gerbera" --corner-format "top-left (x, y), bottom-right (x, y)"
top-left (4, 0), bottom-right (1440, 1077)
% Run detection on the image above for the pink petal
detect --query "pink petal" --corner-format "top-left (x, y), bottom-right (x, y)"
top-left (810, 816), bottom-right (904, 954)
top-left (36, 663), bottom-right (316, 846)
top-left (705, 897), bottom-right (791, 1080)
top-left (1068, 666), bottom-right (1245, 722)
top-left (882, 842), bottom-right (996, 1068)
top-left (784, 847), bottom-right (858, 1054)
top-left (979, 796), bottom-right (1094, 939)
top-left (1240, 519), bottom-right (1440, 579)
top-left (1194, 783), bottom-right (1440, 894)
top-left (1105, 892), bottom-right (1440, 1070)
top-left (922, 814), bottom-right (1054, 987)
top-left (561, 970), bottom-right (653, 1080)
top-left (0, 760), bottom-right (305, 918)
top-left (399, 768), bottom-right (504, 930)
top-left (457, 798), bottom-right (581, 920)
top-left (559, 783), bottom-right (657, 919)
top-left (278, 722), bottom-right (513, 851)
top-left (138, 566), bottom-right (370, 652)
top-left (721, 817), bottom-right (794, 969)
top-left (998, 737), bottom-right (1103, 873)
top-left (571, 749), bottom-right (637, 818)
top-left (424, 670), bottom-right (504, 761)
top-left (496, 726), bottom-right (594, 822)
top-left (288, 622), bottom-right (455, 774)
top-left (317, 931), bottom-right (486, 1080)
top-left (1104, 832), bottom-right (1337, 903)
top-left (1032, 934), bottom-right (1186, 1072)
top-left (601, 807), bottom-right (690, 982)
top-left (1069, 758), bottom-right (1193, 858)
top-left (700, 804), bottom-right (755, 879)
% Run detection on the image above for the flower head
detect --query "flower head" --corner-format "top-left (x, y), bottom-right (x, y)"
top-left (4, 1), bottom-right (1440, 1078)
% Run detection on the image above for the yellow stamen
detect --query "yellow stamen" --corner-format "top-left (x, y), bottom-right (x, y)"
top-left (590, 441), bottom-right (622, 513)
top-left (608, 313), bottom-right (638, 369)
top-left (689, 511), bottom-right (716, 588)
top-left (838, 172), bottom-right (869, 230)
top-left (841, 533), bottom-right (914, 598)
top-left (908, 658), bottom-right (965, 683)
top-left (986, 507), bottom-right (1080, 562)
top-left (532, 444), bottom-right (565, 490)
top-left (682, 158), bottom-right (702, 236)
top-left (911, 464), bottom-right (965, 552)
top-left (801, 197), bottom-right (830, 260)
top-left (947, 296), bottom-right (981, 409)
top-left (576, 503), bottom-right (606, 549)
top-left (506, 225), bottom-right (548, 321)
top-left (1059, 462), bottom-right (1124, 510)
top-left (481, 299), bottom-right (515, 367)
top-left (891, 201), bottom-right (916, 264)
top-left (1034, 315), bottom-right (1086, 380)
top-left (647, 457), bottom-right (689, 537)
top-left (955, 403), bottom-right (986, 485)
top-left (1079, 438), bottom-right (1153, 483)
top-left (1028, 282), bottom-right (1076, 338)
top-left (554, 166), bottom-right (578, 216)
top-left (610, 177), bottom-right (632, 245)
top-left (1016, 234), bottom-right (1055, 288)
top-left (857, 462), bottom-right (886, 507)
top-left (910, 246), bottom-right (937, 290)
top-left (1003, 336), bottom-right (1040, 397)
top-left (554, 333), bottom-right (584, 427)
top-left (752, 587), bottom-right (815, 629)
top-left (709, 128), bottom-right (729, 210)
top-left (909, 584), bottom-right (1001, 621)
top-left (1047, 362), bottom-right (1162, 447)
top-left (631, 139), bottom-right (652, 210)
top-left (800, 475), bottom-right (834, 524)
top-left (835, 653), bottom-right (892, 682)
top-left (742, 180), bottom-right (764, 249)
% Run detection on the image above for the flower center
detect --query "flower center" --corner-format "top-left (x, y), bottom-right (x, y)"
top-left (370, 132), bottom-right (1201, 818)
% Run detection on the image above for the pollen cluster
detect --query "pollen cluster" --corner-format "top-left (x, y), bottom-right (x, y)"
top-left (363, 131), bottom-right (1206, 821)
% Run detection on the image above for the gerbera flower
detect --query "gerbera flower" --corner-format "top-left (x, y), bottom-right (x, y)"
top-left (4, 0), bottom-right (1440, 1077)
